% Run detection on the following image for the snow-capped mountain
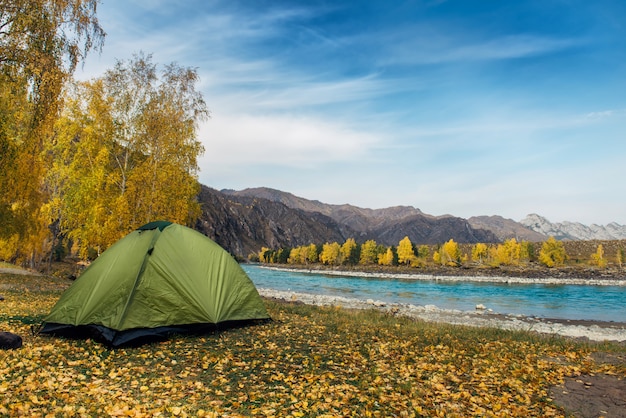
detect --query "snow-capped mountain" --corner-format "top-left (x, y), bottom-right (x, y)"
top-left (520, 214), bottom-right (626, 241)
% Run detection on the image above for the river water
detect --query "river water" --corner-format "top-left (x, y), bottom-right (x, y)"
top-left (242, 264), bottom-right (626, 322)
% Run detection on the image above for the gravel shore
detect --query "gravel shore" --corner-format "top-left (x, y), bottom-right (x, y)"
top-left (262, 265), bottom-right (626, 286)
top-left (258, 286), bottom-right (626, 343)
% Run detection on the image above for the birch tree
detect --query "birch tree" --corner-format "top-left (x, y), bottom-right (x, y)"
top-left (46, 54), bottom-right (208, 257)
top-left (590, 244), bottom-right (607, 268)
top-left (397, 236), bottom-right (416, 265)
top-left (0, 0), bottom-right (104, 265)
top-left (539, 237), bottom-right (567, 267)
top-left (359, 240), bottom-right (379, 265)
top-left (340, 238), bottom-right (358, 265)
top-left (378, 247), bottom-right (396, 266)
top-left (320, 242), bottom-right (341, 265)
top-left (471, 243), bottom-right (488, 264)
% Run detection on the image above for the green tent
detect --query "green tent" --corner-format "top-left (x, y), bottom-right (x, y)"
top-left (41, 221), bottom-right (269, 346)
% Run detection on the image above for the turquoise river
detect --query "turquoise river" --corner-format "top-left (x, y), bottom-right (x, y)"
top-left (242, 264), bottom-right (626, 323)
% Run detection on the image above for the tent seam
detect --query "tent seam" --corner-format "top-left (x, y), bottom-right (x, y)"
top-left (116, 229), bottom-right (161, 329)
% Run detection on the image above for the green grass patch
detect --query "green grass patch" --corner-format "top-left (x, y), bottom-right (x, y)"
top-left (1, 273), bottom-right (623, 417)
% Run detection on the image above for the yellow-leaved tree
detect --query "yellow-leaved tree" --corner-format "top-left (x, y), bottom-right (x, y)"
top-left (359, 239), bottom-right (379, 265)
top-left (287, 244), bottom-right (318, 264)
top-left (340, 238), bottom-right (358, 265)
top-left (0, 0), bottom-right (104, 265)
top-left (494, 238), bottom-right (522, 266)
top-left (45, 53), bottom-right (208, 258)
top-left (471, 243), bottom-right (488, 264)
top-left (520, 241), bottom-right (534, 262)
top-left (397, 236), bottom-right (416, 265)
top-left (378, 247), bottom-right (395, 266)
top-left (306, 243), bottom-right (319, 264)
top-left (590, 244), bottom-right (607, 268)
top-left (435, 239), bottom-right (461, 266)
top-left (538, 236), bottom-right (567, 267)
top-left (258, 247), bottom-right (272, 263)
top-left (288, 247), bottom-right (303, 264)
top-left (320, 242), bottom-right (341, 265)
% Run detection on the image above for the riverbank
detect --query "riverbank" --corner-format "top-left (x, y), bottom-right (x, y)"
top-left (260, 264), bottom-right (626, 286)
top-left (259, 287), bottom-right (626, 342)
top-left (256, 264), bottom-right (626, 342)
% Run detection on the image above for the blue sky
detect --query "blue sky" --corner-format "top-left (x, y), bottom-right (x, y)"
top-left (78, 0), bottom-right (625, 225)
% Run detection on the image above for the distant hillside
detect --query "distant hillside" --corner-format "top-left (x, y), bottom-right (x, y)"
top-left (365, 213), bottom-right (497, 246)
top-left (468, 215), bottom-right (547, 242)
top-left (217, 187), bottom-right (497, 256)
top-left (196, 186), bottom-right (624, 258)
top-left (195, 186), bottom-right (351, 258)
top-left (520, 214), bottom-right (626, 241)
top-left (223, 187), bottom-right (427, 233)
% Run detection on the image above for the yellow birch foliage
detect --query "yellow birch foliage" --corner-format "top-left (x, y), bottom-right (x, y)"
top-left (258, 247), bottom-right (271, 263)
top-left (494, 238), bottom-right (522, 266)
top-left (539, 237), bottom-right (567, 268)
top-left (0, 0), bottom-right (104, 264)
top-left (359, 240), bottom-right (379, 265)
top-left (46, 81), bottom-right (117, 257)
top-left (288, 247), bottom-right (302, 264)
top-left (590, 244), bottom-right (607, 268)
top-left (471, 243), bottom-right (488, 264)
top-left (45, 54), bottom-right (207, 257)
top-left (378, 247), bottom-right (395, 266)
top-left (287, 244), bottom-right (318, 264)
top-left (437, 239), bottom-right (461, 266)
top-left (397, 236), bottom-right (416, 265)
top-left (340, 238), bottom-right (358, 265)
top-left (307, 243), bottom-right (319, 263)
top-left (320, 242), bottom-right (341, 265)
top-left (520, 241), bottom-right (534, 262)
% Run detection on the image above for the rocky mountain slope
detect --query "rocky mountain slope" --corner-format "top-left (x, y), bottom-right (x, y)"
top-left (196, 186), bottom-right (624, 258)
top-left (200, 186), bottom-right (497, 257)
top-left (520, 214), bottom-right (626, 241)
top-left (222, 187), bottom-right (427, 233)
top-left (194, 186), bottom-right (350, 258)
top-left (468, 215), bottom-right (547, 242)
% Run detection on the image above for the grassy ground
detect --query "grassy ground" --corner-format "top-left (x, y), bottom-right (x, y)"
top-left (1, 273), bottom-right (624, 417)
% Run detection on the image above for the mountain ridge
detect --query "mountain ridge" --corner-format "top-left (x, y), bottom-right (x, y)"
top-left (221, 187), bottom-right (493, 242)
top-left (222, 187), bottom-right (625, 240)
top-left (468, 215), bottom-right (547, 242)
top-left (199, 186), bottom-right (497, 257)
top-left (520, 213), bottom-right (626, 241)
top-left (197, 186), bottom-right (625, 258)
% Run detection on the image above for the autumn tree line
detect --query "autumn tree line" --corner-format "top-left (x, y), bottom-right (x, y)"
top-left (257, 236), bottom-right (625, 270)
top-left (1, 1), bottom-right (207, 267)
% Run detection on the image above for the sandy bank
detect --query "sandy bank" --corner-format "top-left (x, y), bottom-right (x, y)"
top-left (258, 288), bottom-right (626, 343)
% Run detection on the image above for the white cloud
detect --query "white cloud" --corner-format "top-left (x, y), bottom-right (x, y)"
top-left (197, 112), bottom-right (383, 171)
top-left (450, 35), bottom-right (584, 61)
top-left (241, 74), bottom-right (395, 110)
top-left (376, 26), bottom-right (585, 66)
top-left (584, 108), bottom-right (626, 120)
